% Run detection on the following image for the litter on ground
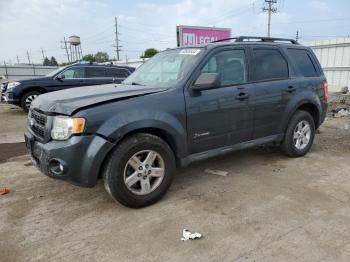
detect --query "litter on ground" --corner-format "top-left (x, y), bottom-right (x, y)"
top-left (0, 188), bottom-right (11, 195)
top-left (181, 229), bottom-right (202, 241)
top-left (204, 168), bottom-right (228, 177)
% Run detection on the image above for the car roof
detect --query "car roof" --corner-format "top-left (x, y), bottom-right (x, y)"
top-left (169, 36), bottom-right (309, 51)
top-left (70, 63), bottom-right (134, 69)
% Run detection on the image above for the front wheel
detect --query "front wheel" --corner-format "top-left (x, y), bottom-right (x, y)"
top-left (281, 110), bottom-right (315, 157)
top-left (103, 133), bottom-right (175, 208)
top-left (21, 91), bottom-right (41, 112)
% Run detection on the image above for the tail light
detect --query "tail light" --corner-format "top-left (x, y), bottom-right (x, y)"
top-left (322, 80), bottom-right (328, 101)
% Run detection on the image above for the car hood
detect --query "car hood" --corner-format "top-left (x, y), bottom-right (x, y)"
top-left (31, 84), bottom-right (166, 115)
top-left (16, 77), bottom-right (52, 85)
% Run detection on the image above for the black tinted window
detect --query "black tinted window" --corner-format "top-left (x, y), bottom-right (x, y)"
top-left (201, 49), bottom-right (247, 86)
top-left (287, 49), bottom-right (318, 77)
top-left (106, 68), bottom-right (129, 78)
top-left (86, 67), bottom-right (105, 78)
top-left (253, 49), bottom-right (289, 81)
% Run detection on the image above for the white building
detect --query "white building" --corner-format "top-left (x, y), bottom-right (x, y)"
top-left (306, 38), bottom-right (350, 92)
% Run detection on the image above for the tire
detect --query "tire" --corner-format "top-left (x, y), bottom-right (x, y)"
top-left (103, 133), bottom-right (176, 208)
top-left (281, 110), bottom-right (315, 157)
top-left (21, 91), bottom-right (41, 112)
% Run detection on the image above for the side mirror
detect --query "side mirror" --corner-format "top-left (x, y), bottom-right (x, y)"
top-left (56, 74), bottom-right (65, 81)
top-left (192, 73), bottom-right (221, 91)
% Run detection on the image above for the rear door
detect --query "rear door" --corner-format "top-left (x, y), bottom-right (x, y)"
top-left (106, 67), bottom-right (130, 83)
top-left (84, 66), bottom-right (109, 86)
top-left (250, 46), bottom-right (295, 139)
top-left (185, 47), bottom-right (255, 154)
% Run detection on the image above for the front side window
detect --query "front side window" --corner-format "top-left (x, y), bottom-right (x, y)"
top-left (201, 49), bottom-right (247, 86)
top-left (287, 49), bottom-right (318, 77)
top-left (253, 49), bottom-right (289, 81)
top-left (123, 48), bottom-right (203, 89)
top-left (86, 67), bottom-right (105, 78)
top-left (62, 67), bottom-right (85, 79)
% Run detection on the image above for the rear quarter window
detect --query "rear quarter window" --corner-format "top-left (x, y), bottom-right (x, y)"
top-left (253, 48), bottom-right (289, 81)
top-left (287, 49), bottom-right (319, 77)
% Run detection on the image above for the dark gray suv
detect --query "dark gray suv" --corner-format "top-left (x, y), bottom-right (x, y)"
top-left (25, 36), bottom-right (328, 208)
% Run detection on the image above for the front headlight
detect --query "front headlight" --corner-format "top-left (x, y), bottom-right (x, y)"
top-left (51, 116), bottom-right (85, 140)
top-left (7, 81), bottom-right (21, 91)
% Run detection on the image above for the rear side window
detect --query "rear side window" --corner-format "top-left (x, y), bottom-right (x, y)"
top-left (253, 49), bottom-right (289, 81)
top-left (86, 67), bottom-right (105, 78)
top-left (287, 49), bottom-right (318, 77)
top-left (106, 68), bottom-right (129, 78)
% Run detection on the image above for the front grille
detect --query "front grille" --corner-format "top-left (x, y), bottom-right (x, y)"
top-left (29, 109), bottom-right (47, 139)
top-left (1, 83), bottom-right (7, 92)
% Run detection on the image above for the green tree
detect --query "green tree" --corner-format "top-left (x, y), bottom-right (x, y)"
top-left (94, 52), bottom-right (109, 63)
top-left (82, 54), bottom-right (95, 63)
top-left (43, 57), bottom-right (50, 66)
top-left (50, 56), bottom-right (58, 66)
top-left (141, 48), bottom-right (158, 58)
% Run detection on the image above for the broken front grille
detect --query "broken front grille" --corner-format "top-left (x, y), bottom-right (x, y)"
top-left (29, 109), bottom-right (47, 139)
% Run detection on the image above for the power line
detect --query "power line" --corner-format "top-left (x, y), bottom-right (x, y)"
top-left (262, 0), bottom-right (277, 37)
top-left (26, 51), bottom-right (31, 64)
top-left (61, 37), bottom-right (70, 62)
top-left (114, 17), bottom-right (122, 61)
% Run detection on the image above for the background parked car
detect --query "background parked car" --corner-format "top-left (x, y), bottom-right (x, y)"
top-left (2, 63), bottom-right (135, 112)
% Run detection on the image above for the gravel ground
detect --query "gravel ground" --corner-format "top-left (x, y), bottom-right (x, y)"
top-left (0, 101), bottom-right (350, 262)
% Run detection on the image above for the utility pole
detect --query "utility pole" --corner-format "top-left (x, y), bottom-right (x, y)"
top-left (61, 37), bottom-right (70, 62)
top-left (114, 17), bottom-right (122, 61)
top-left (262, 0), bottom-right (277, 37)
top-left (40, 48), bottom-right (46, 61)
top-left (26, 51), bottom-right (31, 64)
top-left (296, 30), bottom-right (299, 42)
top-left (16, 56), bottom-right (20, 64)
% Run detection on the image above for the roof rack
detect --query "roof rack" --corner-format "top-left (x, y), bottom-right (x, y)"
top-left (212, 36), bottom-right (299, 45)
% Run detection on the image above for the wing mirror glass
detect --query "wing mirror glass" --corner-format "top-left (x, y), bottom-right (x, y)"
top-left (192, 73), bottom-right (221, 91)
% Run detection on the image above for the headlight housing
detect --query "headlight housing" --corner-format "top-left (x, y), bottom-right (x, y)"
top-left (51, 116), bottom-right (85, 140)
top-left (7, 81), bottom-right (21, 91)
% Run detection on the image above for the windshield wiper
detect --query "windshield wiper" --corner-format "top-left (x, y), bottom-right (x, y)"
top-left (130, 82), bottom-right (144, 86)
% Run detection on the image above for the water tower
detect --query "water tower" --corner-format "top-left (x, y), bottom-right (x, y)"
top-left (68, 35), bottom-right (83, 61)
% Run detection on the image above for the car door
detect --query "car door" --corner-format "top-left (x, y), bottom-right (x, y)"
top-left (106, 67), bottom-right (129, 84)
top-left (185, 47), bottom-right (254, 154)
top-left (84, 66), bottom-right (109, 86)
top-left (250, 46), bottom-right (294, 139)
top-left (51, 66), bottom-right (85, 91)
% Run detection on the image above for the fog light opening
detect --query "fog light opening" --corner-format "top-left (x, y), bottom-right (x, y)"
top-left (48, 159), bottom-right (66, 176)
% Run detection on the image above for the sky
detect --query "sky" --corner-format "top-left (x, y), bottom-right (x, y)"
top-left (0, 0), bottom-right (350, 64)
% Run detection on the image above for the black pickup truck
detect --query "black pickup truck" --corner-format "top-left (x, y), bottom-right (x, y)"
top-left (25, 36), bottom-right (328, 208)
top-left (2, 63), bottom-right (135, 112)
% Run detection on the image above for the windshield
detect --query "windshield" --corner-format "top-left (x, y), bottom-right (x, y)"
top-left (46, 66), bottom-right (68, 77)
top-left (123, 48), bottom-right (203, 88)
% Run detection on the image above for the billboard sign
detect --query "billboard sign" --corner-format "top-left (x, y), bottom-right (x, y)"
top-left (177, 25), bottom-right (231, 47)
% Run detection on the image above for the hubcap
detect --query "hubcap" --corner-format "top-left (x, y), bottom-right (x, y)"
top-left (25, 95), bottom-right (38, 108)
top-left (123, 150), bottom-right (165, 195)
top-left (293, 120), bottom-right (311, 150)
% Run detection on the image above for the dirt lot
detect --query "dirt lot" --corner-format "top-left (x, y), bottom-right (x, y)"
top-left (0, 101), bottom-right (350, 262)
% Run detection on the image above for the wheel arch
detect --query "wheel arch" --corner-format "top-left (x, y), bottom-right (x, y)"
top-left (19, 86), bottom-right (47, 101)
top-left (283, 100), bottom-right (321, 133)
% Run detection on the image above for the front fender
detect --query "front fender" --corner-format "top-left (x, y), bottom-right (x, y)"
top-left (96, 109), bottom-right (187, 157)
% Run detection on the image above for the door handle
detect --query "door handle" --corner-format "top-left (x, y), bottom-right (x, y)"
top-left (285, 86), bottom-right (296, 93)
top-left (236, 92), bottom-right (249, 100)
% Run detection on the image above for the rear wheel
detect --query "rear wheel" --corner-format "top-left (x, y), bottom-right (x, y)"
top-left (21, 91), bottom-right (41, 112)
top-left (103, 133), bottom-right (175, 208)
top-left (281, 110), bottom-right (315, 157)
